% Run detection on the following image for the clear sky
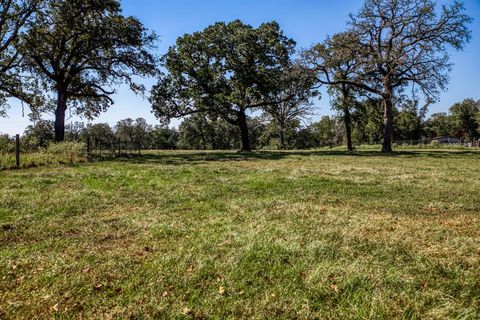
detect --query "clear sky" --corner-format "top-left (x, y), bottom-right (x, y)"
top-left (1, 0), bottom-right (479, 135)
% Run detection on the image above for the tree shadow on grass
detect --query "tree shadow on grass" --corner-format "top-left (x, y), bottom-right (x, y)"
top-left (112, 149), bottom-right (479, 166)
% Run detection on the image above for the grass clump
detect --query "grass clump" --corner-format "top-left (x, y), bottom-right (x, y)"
top-left (0, 142), bottom-right (87, 170)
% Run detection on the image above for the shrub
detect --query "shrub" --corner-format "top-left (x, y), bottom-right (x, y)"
top-left (0, 134), bottom-right (14, 153)
top-left (45, 142), bottom-right (87, 164)
top-left (0, 141), bottom-right (88, 170)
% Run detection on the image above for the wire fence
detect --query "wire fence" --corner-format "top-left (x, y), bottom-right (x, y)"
top-left (393, 138), bottom-right (480, 148)
top-left (85, 137), bottom-right (144, 158)
top-left (0, 136), bottom-right (146, 170)
top-left (2, 134), bottom-right (479, 170)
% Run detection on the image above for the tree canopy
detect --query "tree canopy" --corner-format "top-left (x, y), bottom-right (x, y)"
top-left (150, 20), bottom-right (299, 151)
top-left (21, 0), bottom-right (158, 141)
top-left (0, 0), bottom-right (40, 116)
top-left (307, 0), bottom-right (472, 152)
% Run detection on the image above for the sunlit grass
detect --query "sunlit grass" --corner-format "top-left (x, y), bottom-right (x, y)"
top-left (1, 149), bottom-right (479, 318)
top-left (0, 142), bottom-right (87, 170)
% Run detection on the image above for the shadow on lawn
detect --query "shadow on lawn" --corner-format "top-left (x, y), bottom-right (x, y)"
top-left (113, 149), bottom-right (479, 166)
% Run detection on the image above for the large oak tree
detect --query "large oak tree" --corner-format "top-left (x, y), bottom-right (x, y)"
top-left (21, 0), bottom-right (157, 141)
top-left (150, 20), bottom-right (296, 152)
top-left (308, 0), bottom-right (472, 152)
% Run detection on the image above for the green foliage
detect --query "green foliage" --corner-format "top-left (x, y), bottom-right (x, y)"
top-left (262, 64), bottom-right (318, 149)
top-left (424, 113), bottom-right (456, 138)
top-left (151, 20), bottom-right (296, 151)
top-left (115, 118), bottom-right (152, 148)
top-left (65, 122), bottom-right (87, 142)
top-left (0, 0), bottom-right (41, 114)
top-left (149, 126), bottom-right (179, 150)
top-left (177, 114), bottom-right (269, 150)
top-left (45, 142), bottom-right (87, 164)
top-left (23, 119), bottom-right (55, 148)
top-left (84, 123), bottom-right (115, 148)
top-left (449, 98), bottom-right (480, 139)
top-left (311, 116), bottom-right (343, 147)
top-left (307, 0), bottom-right (472, 152)
top-left (393, 100), bottom-right (426, 141)
top-left (20, 0), bottom-right (158, 140)
top-left (0, 134), bottom-right (14, 153)
top-left (351, 99), bottom-right (384, 144)
top-left (0, 141), bottom-right (87, 169)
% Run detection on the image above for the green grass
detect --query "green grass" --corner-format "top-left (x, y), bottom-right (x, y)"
top-left (0, 142), bottom-right (87, 170)
top-left (1, 149), bottom-right (479, 319)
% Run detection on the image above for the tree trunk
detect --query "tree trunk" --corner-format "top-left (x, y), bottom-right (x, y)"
top-left (382, 96), bottom-right (394, 153)
top-left (279, 126), bottom-right (286, 150)
top-left (340, 87), bottom-right (353, 152)
top-left (54, 90), bottom-right (67, 142)
top-left (343, 107), bottom-right (353, 152)
top-left (238, 110), bottom-right (251, 152)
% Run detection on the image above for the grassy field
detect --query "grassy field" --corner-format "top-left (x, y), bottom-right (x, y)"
top-left (1, 149), bottom-right (479, 319)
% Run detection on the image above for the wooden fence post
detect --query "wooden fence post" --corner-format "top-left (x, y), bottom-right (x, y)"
top-left (87, 136), bottom-right (91, 156)
top-left (15, 134), bottom-right (20, 168)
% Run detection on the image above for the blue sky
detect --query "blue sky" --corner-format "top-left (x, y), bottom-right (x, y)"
top-left (1, 0), bottom-right (479, 135)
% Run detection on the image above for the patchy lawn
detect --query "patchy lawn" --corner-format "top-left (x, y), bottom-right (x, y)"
top-left (1, 149), bottom-right (479, 319)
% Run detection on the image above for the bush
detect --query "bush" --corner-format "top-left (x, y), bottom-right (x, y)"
top-left (0, 141), bottom-right (87, 170)
top-left (45, 142), bottom-right (87, 164)
top-left (0, 134), bottom-right (14, 153)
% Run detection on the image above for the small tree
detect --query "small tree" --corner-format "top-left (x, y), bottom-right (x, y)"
top-left (85, 123), bottom-right (115, 149)
top-left (177, 115), bottom-right (213, 150)
top-left (351, 98), bottom-right (384, 144)
top-left (65, 121), bottom-right (86, 142)
top-left (150, 20), bottom-right (296, 152)
top-left (424, 113), bottom-right (456, 138)
top-left (449, 99), bottom-right (479, 140)
top-left (262, 64), bottom-right (317, 149)
top-left (115, 118), bottom-right (152, 151)
top-left (149, 126), bottom-right (178, 150)
top-left (21, 0), bottom-right (157, 141)
top-left (394, 100), bottom-right (426, 142)
top-left (305, 32), bottom-right (362, 151)
top-left (23, 119), bottom-right (55, 148)
top-left (312, 116), bottom-right (343, 147)
top-left (307, 0), bottom-right (472, 152)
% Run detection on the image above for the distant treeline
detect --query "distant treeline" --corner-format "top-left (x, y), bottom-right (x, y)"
top-left (1, 98), bottom-right (478, 152)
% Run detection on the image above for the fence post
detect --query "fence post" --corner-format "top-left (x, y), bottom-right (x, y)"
top-left (86, 136), bottom-right (91, 156)
top-left (15, 134), bottom-right (20, 168)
